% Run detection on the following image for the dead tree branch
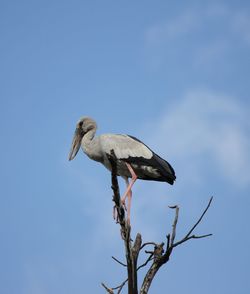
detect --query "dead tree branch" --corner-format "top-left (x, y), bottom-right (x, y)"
top-left (140, 198), bottom-right (213, 294)
top-left (103, 150), bottom-right (141, 294)
top-left (102, 150), bottom-right (213, 294)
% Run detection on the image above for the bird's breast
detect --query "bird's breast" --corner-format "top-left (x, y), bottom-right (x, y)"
top-left (81, 137), bottom-right (104, 163)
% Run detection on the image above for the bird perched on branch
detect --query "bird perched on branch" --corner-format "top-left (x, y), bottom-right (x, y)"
top-left (69, 117), bottom-right (176, 223)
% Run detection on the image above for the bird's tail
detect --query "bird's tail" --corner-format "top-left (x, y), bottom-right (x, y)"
top-left (153, 153), bottom-right (176, 185)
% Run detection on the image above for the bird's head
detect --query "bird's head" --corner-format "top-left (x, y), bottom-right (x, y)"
top-left (68, 117), bottom-right (97, 161)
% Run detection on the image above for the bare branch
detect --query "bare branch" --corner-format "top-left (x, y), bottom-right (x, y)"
top-left (145, 250), bottom-right (154, 254)
top-left (184, 196), bottom-right (213, 239)
top-left (137, 254), bottom-right (154, 271)
top-left (112, 279), bottom-right (128, 292)
top-left (191, 233), bottom-right (213, 239)
top-left (166, 234), bottom-right (170, 250)
top-left (140, 242), bottom-right (158, 251)
top-left (133, 234), bottom-right (142, 258)
top-left (102, 278), bottom-right (128, 294)
top-left (172, 233), bottom-right (212, 248)
top-left (112, 256), bottom-right (127, 267)
top-left (117, 280), bottom-right (128, 294)
top-left (170, 205), bottom-right (179, 246)
top-left (101, 283), bottom-right (115, 294)
top-left (170, 197), bottom-right (213, 250)
top-left (140, 197), bottom-right (213, 294)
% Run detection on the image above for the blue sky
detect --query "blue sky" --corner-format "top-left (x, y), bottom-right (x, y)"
top-left (1, 0), bottom-right (250, 293)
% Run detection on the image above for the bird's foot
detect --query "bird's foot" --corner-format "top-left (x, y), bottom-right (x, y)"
top-left (120, 198), bottom-right (127, 211)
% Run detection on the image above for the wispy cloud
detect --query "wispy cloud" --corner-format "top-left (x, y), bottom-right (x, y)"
top-left (144, 4), bottom-right (250, 69)
top-left (145, 90), bottom-right (250, 188)
top-left (145, 10), bottom-right (197, 46)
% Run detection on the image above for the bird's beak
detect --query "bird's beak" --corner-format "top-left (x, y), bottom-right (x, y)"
top-left (68, 128), bottom-right (83, 161)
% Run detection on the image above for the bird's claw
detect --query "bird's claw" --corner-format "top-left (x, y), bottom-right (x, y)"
top-left (120, 199), bottom-right (127, 211)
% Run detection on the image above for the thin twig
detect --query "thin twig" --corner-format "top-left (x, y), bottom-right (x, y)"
top-left (107, 252), bottom-right (155, 294)
top-left (140, 197), bottom-right (213, 294)
top-left (170, 206), bottom-right (179, 246)
top-left (137, 254), bottom-right (154, 271)
top-left (101, 282), bottom-right (114, 294)
top-left (112, 279), bottom-right (128, 292)
top-left (117, 280), bottom-right (127, 294)
top-left (172, 233), bottom-right (213, 248)
top-left (145, 250), bottom-right (154, 254)
top-left (184, 196), bottom-right (213, 239)
top-left (112, 256), bottom-right (127, 267)
top-left (140, 242), bottom-right (158, 251)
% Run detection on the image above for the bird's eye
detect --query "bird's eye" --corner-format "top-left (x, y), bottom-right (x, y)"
top-left (79, 121), bottom-right (83, 127)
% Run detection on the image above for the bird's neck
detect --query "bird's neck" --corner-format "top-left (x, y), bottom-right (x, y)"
top-left (81, 129), bottom-right (102, 162)
top-left (83, 128), bottom-right (96, 143)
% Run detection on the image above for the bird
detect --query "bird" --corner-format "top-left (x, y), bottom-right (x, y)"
top-left (68, 117), bottom-right (176, 223)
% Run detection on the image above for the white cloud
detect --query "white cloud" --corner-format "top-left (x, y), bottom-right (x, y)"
top-left (146, 4), bottom-right (250, 46)
top-left (144, 4), bottom-right (250, 69)
top-left (145, 90), bottom-right (250, 188)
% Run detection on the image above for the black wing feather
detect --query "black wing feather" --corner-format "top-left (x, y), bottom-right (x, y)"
top-left (125, 135), bottom-right (176, 185)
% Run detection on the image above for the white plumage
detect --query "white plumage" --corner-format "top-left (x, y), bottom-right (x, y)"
top-left (100, 134), bottom-right (153, 160)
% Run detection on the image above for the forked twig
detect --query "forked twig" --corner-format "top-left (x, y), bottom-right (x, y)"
top-left (140, 198), bottom-right (213, 294)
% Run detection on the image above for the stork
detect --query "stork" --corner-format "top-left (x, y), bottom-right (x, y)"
top-left (68, 117), bottom-right (176, 223)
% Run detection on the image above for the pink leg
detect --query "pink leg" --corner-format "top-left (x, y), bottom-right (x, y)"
top-left (126, 184), bottom-right (132, 225)
top-left (121, 163), bottom-right (138, 223)
top-left (121, 178), bottom-right (130, 211)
